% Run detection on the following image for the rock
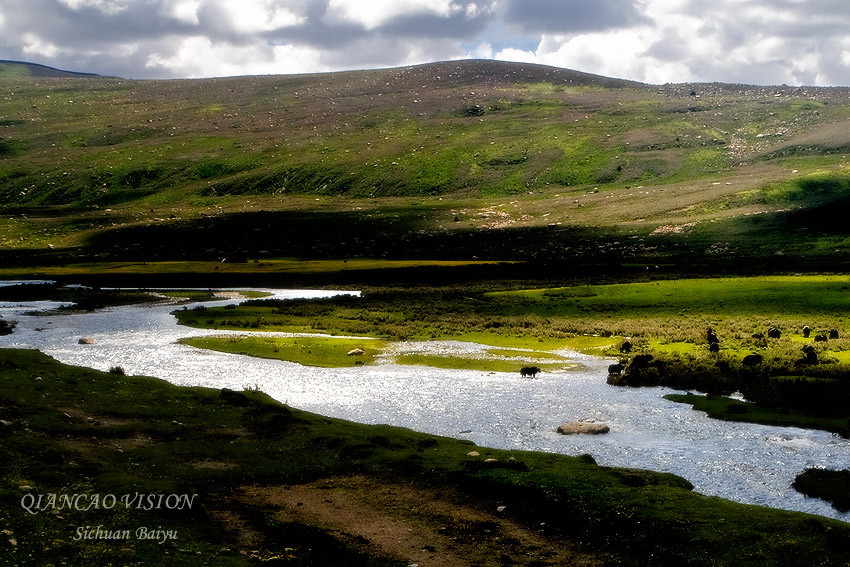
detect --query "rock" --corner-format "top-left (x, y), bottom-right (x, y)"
top-left (347, 348), bottom-right (365, 356)
top-left (466, 451), bottom-right (480, 457)
top-left (557, 422), bottom-right (610, 435)
top-left (78, 337), bottom-right (95, 345)
top-left (496, 505), bottom-right (506, 513)
top-left (484, 458), bottom-right (498, 463)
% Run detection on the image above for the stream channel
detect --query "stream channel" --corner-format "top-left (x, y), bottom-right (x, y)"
top-left (1, 286), bottom-right (848, 522)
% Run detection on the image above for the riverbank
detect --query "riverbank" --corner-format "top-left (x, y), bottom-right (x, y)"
top-left (2, 348), bottom-right (849, 566)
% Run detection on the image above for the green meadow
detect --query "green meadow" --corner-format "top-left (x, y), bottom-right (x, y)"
top-left (2, 348), bottom-right (849, 567)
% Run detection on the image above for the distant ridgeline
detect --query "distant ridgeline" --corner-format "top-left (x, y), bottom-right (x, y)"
top-left (0, 60), bottom-right (106, 79)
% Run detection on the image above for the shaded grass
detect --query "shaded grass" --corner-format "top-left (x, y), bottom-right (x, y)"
top-left (664, 393), bottom-right (850, 436)
top-left (2, 348), bottom-right (850, 566)
top-left (793, 469), bottom-right (850, 513)
top-left (0, 259), bottom-right (508, 277)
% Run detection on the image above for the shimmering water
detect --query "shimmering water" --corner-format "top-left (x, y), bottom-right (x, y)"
top-left (1, 288), bottom-right (848, 521)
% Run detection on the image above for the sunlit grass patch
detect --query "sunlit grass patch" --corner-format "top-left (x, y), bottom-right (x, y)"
top-left (393, 353), bottom-right (573, 373)
top-left (443, 332), bottom-right (570, 351)
top-left (647, 340), bottom-right (699, 355)
top-left (180, 335), bottom-right (387, 368)
top-left (561, 335), bottom-right (620, 353)
top-left (487, 276), bottom-right (850, 317)
top-left (483, 348), bottom-right (571, 360)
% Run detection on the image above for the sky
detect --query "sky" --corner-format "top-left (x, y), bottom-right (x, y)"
top-left (1, 0), bottom-right (850, 85)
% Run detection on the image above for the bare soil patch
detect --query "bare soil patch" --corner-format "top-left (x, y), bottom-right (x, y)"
top-left (238, 475), bottom-right (602, 567)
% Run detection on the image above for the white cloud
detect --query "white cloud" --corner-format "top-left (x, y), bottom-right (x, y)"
top-left (145, 36), bottom-right (324, 77)
top-left (465, 40), bottom-right (493, 59)
top-left (493, 47), bottom-right (537, 65)
top-left (196, 0), bottom-right (305, 35)
top-left (169, 0), bottom-right (201, 25)
top-left (57, 0), bottom-right (130, 15)
top-left (324, 0), bottom-right (461, 30)
top-left (21, 33), bottom-right (60, 58)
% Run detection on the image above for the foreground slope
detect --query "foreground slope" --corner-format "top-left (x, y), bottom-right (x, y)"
top-left (1, 348), bottom-right (849, 566)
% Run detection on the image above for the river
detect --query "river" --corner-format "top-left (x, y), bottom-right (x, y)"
top-left (0, 287), bottom-right (847, 522)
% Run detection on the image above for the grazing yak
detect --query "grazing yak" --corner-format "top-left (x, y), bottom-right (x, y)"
top-left (706, 328), bottom-right (719, 344)
top-left (796, 345), bottom-right (818, 366)
top-left (830, 329), bottom-right (840, 339)
top-left (742, 354), bottom-right (763, 367)
top-left (815, 334), bottom-right (828, 343)
top-left (802, 344), bottom-right (818, 365)
top-left (708, 342), bottom-right (720, 353)
top-left (520, 366), bottom-right (541, 378)
top-left (619, 340), bottom-right (632, 354)
top-left (767, 327), bottom-right (782, 339)
top-left (802, 326), bottom-right (811, 338)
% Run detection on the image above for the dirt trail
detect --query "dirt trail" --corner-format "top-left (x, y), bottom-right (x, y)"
top-left (238, 475), bottom-right (603, 567)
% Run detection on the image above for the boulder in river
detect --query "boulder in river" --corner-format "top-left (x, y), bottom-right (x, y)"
top-left (347, 348), bottom-right (365, 356)
top-left (78, 337), bottom-right (95, 345)
top-left (556, 421), bottom-right (610, 435)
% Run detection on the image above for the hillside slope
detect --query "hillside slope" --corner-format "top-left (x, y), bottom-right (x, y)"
top-left (1, 59), bottom-right (849, 268)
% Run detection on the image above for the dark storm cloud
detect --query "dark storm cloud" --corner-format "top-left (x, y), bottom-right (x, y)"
top-left (262, 0), bottom-right (493, 50)
top-left (1, 0), bottom-right (193, 47)
top-left (377, 8), bottom-right (493, 40)
top-left (503, 0), bottom-right (648, 33)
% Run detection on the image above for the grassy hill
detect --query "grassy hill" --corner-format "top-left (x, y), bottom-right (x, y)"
top-left (1, 59), bottom-right (849, 269)
top-left (0, 60), bottom-right (105, 79)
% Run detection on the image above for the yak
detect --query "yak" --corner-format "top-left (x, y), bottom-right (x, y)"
top-left (520, 366), bottom-right (541, 378)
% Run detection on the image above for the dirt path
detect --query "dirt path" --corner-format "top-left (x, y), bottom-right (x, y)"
top-left (237, 475), bottom-right (603, 567)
